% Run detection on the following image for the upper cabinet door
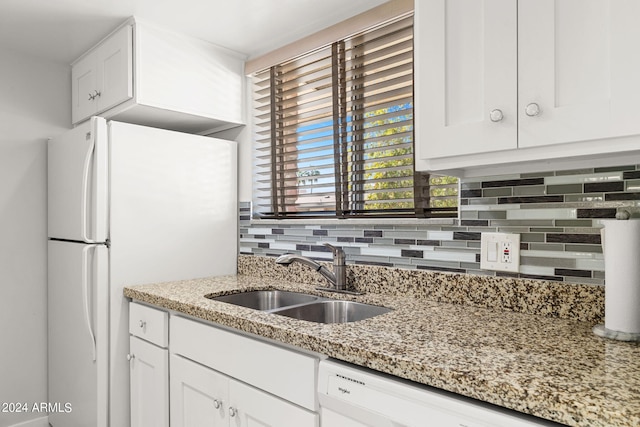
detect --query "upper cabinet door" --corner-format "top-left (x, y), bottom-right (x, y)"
top-left (72, 50), bottom-right (98, 124)
top-left (96, 24), bottom-right (133, 113)
top-left (71, 24), bottom-right (133, 125)
top-left (518, 0), bottom-right (640, 148)
top-left (415, 0), bottom-right (517, 162)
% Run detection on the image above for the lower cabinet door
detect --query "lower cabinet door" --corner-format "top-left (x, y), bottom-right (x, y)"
top-left (171, 353), bottom-right (318, 427)
top-left (170, 354), bottom-right (229, 427)
top-left (229, 379), bottom-right (319, 427)
top-left (129, 336), bottom-right (168, 427)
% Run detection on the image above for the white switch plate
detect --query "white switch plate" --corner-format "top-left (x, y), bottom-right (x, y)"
top-left (480, 232), bottom-right (520, 272)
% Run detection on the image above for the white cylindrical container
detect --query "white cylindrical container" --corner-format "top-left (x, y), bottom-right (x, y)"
top-left (601, 219), bottom-right (640, 334)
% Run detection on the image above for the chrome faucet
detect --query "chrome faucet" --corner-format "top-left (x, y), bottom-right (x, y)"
top-left (276, 243), bottom-right (351, 293)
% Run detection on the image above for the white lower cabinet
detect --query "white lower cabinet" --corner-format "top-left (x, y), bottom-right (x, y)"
top-left (171, 354), bottom-right (318, 427)
top-left (128, 306), bottom-right (320, 427)
top-left (129, 336), bottom-right (169, 427)
top-left (128, 302), bottom-right (170, 427)
top-left (170, 315), bottom-right (319, 411)
top-left (229, 377), bottom-right (317, 427)
top-left (170, 354), bottom-right (227, 427)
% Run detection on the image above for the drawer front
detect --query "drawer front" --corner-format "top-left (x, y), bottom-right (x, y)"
top-left (171, 315), bottom-right (318, 411)
top-left (129, 302), bottom-right (168, 347)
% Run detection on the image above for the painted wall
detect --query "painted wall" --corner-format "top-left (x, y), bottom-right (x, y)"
top-left (0, 47), bottom-right (70, 427)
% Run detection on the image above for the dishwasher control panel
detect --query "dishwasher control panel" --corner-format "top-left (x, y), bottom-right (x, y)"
top-left (318, 359), bottom-right (559, 427)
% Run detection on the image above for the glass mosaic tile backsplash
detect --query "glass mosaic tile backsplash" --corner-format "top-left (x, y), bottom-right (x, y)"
top-left (240, 165), bottom-right (640, 285)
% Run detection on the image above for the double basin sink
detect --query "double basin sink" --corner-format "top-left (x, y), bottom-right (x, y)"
top-left (208, 290), bottom-right (391, 324)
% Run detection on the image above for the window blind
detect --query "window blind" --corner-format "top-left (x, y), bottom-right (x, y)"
top-left (252, 14), bottom-right (458, 219)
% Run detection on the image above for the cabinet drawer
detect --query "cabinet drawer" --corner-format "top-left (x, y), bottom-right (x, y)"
top-left (129, 302), bottom-right (168, 347)
top-left (171, 315), bottom-right (318, 411)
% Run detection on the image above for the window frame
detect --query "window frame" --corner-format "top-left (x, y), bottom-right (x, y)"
top-left (251, 13), bottom-right (458, 220)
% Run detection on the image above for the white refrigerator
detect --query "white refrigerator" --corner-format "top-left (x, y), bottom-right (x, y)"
top-left (47, 117), bottom-right (237, 427)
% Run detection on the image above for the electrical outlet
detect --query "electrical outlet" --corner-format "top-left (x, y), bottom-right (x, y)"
top-left (481, 232), bottom-right (520, 272)
top-left (501, 241), bottom-right (512, 263)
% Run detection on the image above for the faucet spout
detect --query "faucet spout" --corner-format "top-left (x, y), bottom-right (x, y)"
top-left (275, 243), bottom-right (347, 291)
top-left (275, 254), bottom-right (337, 285)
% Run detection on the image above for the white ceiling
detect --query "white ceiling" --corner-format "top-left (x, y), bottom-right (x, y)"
top-left (0, 0), bottom-right (390, 64)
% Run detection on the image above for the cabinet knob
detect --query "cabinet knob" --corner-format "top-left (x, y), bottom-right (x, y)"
top-left (489, 109), bottom-right (504, 122)
top-left (126, 353), bottom-right (135, 361)
top-left (229, 407), bottom-right (237, 417)
top-left (88, 93), bottom-right (94, 101)
top-left (139, 320), bottom-right (146, 329)
top-left (525, 103), bottom-right (540, 117)
top-left (213, 399), bottom-right (221, 409)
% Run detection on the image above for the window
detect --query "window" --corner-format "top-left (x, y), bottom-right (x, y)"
top-left (252, 14), bottom-right (458, 219)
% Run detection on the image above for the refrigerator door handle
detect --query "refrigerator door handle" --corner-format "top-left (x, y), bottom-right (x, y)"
top-left (82, 245), bottom-right (98, 361)
top-left (81, 135), bottom-right (98, 244)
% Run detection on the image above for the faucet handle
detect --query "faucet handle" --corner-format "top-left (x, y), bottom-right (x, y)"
top-left (323, 243), bottom-right (345, 262)
top-left (322, 242), bottom-right (341, 253)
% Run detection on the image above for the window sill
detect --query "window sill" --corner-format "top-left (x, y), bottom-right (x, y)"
top-left (249, 217), bottom-right (458, 226)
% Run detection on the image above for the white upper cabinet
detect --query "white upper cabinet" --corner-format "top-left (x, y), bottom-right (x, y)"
top-left (71, 18), bottom-right (245, 134)
top-left (72, 25), bottom-right (133, 124)
top-left (71, 51), bottom-right (97, 123)
top-left (416, 0), bottom-right (517, 158)
top-left (518, 0), bottom-right (640, 148)
top-left (415, 0), bottom-right (640, 176)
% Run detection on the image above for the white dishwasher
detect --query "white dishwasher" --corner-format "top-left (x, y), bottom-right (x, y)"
top-left (318, 359), bottom-right (561, 427)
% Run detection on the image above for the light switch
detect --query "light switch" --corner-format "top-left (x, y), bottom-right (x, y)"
top-left (487, 242), bottom-right (498, 262)
top-left (480, 232), bottom-right (520, 272)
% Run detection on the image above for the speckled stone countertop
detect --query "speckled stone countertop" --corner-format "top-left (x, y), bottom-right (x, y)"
top-left (124, 260), bottom-right (639, 427)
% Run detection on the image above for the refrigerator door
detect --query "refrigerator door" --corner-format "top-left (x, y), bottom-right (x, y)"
top-left (48, 240), bottom-right (109, 427)
top-left (108, 121), bottom-right (238, 427)
top-left (48, 116), bottom-right (108, 242)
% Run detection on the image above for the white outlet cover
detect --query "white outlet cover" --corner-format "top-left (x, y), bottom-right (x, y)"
top-left (480, 232), bottom-right (521, 273)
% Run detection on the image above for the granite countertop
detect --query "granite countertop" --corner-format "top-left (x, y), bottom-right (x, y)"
top-left (124, 274), bottom-right (640, 427)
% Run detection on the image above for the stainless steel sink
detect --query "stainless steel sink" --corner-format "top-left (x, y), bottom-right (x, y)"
top-left (209, 289), bottom-right (392, 323)
top-left (274, 300), bottom-right (392, 324)
top-left (210, 290), bottom-right (318, 311)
